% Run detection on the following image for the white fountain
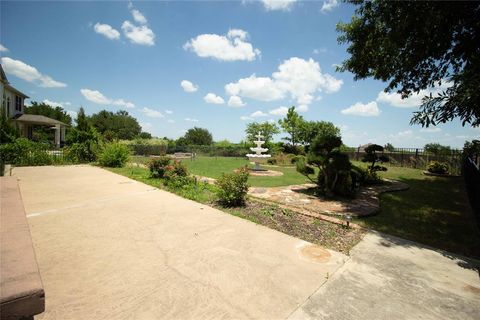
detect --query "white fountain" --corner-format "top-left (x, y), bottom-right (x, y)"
top-left (246, 132), bottom-right (271, 171)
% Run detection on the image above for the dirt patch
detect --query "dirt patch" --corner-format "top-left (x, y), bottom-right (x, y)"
top-left (464, 284), bottom-right (480, 295)
top-left (215, 200), bottom-right (365, 254)
top-left (299, 244), bottom-right (332, 263)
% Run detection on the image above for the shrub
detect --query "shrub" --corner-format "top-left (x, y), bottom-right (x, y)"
top-left (427, 161), bottom-right (449, 174)
top-left (215, 167), bottom-right (249, 207)
top-left (362, 144), bottom-right (389, 173)
top-left (148, 156), bottom-right (172, 178)
top-left (267, 158), bottom-right (277, 165)
top-left (64, 142), bottom-right (99, 163)
top-left (98, 143), bottom-right (130, 167)
top-left (291, 155), bottom-right (305, 164)
top-left (0, 138), bottom-right (53, 166)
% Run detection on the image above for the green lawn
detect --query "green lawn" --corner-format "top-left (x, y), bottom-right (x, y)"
top-left (351, 161), bottom-right (480, 257)
top-left (132, 156), bottom-right (310, 187)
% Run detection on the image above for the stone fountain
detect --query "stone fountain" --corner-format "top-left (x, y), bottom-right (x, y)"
top-left (246, 132), bottom-right (271, 171)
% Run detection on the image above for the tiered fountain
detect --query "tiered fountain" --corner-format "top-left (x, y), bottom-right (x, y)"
top-left (246, 132), bottom-right (271, 171)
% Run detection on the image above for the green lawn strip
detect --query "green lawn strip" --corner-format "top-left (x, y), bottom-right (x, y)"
top-left (351, 161), bottom-right (480, 258)
top-left (106, 165), bottom-right (363, 254)
top-left (131, 156), bottom-right (311, 187)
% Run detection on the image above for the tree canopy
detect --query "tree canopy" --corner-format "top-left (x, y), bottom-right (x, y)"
top-left (245, 121), bottom-right (280, 145)
top-left (337, 1), bottom-right (480, 127)
top-left (278, 107), bottom-right (303, 146)
top-left (298, 120), bottom-right (340, 146)
top-left (89, 110), bottom-right (142, 140)
top-left (181, 127), bottom-right (213, 145)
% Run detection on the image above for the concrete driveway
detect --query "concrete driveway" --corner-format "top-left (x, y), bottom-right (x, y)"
top-left (14, 165), bottom-right (346, 319)
top-left (289, 232), bottom-right (480, 320)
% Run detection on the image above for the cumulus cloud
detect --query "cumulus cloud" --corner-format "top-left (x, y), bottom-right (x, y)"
top-left (341, 101), bottom-right (380, 117)
top-left (225, 57), bottom-right (342, 111)
top-left (1, 57), bottom-right (66, 88)
top-left (184, 29), bottom-right (261, 61)
top-left (165, 110), bottom-right (173, 114)
top-left (389, 130), bottom-right (415, 140)
top-left (121, 21), bottom-right (155, 46)
top-left (204, 93), bottom-right (225, 105)
top-left (94, 23), bottom-right (120, 40)
top-left (321, 0), bottom-right (339, 13)
top-left (167, 119), bottom-right (175, 123)
top-left (42, 99), bottom-right (71, 108)
top-left (250, 110), bottom-right (268, 118)
top-left (376, 81), bottom-right (451, 108)
top-left (227, 95), bottom-right (246, 107)
top-left (240, 116), bottom-right (253, 121)
top-left (140, 122), bottom-right (153, 132)
top-left (269, 106), bottom-right (289, 116)
top-left (185, 118), bottom-right (199, 122)
top-left (180, 80), bottom-right (198, 93)
top-left (262, 0), bottom-right (297, 11)
top-left (142, 107), bottom-right (163, 118)
top-left (80, 88), bottom-right (135, 108)
top-left (297, 104), bottom-right (309, 112)
top-left (0, 44), bottom-right (8, 52)
top-left (131, 9), bottom-right (147, 24)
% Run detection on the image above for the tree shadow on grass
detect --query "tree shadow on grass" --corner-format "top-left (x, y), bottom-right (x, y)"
top-left (358, 175), bottom-right (480, 259)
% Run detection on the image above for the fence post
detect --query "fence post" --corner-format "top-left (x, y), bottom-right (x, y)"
top-left (356, 146), bottom-right (360, 161)
top-left (414, 148), bottom-right (419, 168)
top-left (401, 149), bottom-right (404, 167)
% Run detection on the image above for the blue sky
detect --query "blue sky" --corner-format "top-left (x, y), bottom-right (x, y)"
top-left (1, 0), bottom-right (477, 148)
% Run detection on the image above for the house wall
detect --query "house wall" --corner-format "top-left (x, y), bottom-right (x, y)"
top-left (1, 83), bottom-right (24, 118)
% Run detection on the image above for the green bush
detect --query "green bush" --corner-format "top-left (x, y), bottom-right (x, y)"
top-left (215, 167), bottom-right (249, 207)
top-left (148, 156), bottom-right (172, 178)
top-left (291, 155), bottom-right (305, 164)
top-left (98, 143), bottom-right (131, 167)
top-left (267, 158), bottom-right (277, 165)
top-left (0, 138), bottom-right (53, 166)
top-left (64, 142), bottom-right (99, 163)
top-left (427, 161), bottom-right (449, 174)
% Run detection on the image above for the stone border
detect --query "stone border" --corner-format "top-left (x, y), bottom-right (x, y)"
top-left (423, 171), bottom-right (460, 178)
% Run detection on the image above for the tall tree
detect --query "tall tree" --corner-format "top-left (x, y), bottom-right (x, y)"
top-left (182, 127), bottom-right (213, 145)
top-left (337, 1), bottom-right (480, 127)
top-left (278, 106), bottom-right (303, 146)
top-left (298, 121), bottom-right (340, 146)
top-left (24, 101), bottom-right (72, 125)
top-left (245, 121), bottom-right (280, 145)
top-left (89, 110), bottom-right (141, 140)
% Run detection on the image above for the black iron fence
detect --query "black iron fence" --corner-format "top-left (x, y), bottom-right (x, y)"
top-left (463, 157), bottom-right (480, 229)
top-left (345, 147), bottom-right (463, 175)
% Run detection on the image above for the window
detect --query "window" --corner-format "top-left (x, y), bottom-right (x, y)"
top-left (15, 95), bottom-right (22, 112)
top-left (6, 97), bottom-right (10, 112)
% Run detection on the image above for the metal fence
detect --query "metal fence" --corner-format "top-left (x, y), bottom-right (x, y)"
top-left (463, 157), bottom-right (480, 229)
top-left (345, 147), bottom-right (463, 175)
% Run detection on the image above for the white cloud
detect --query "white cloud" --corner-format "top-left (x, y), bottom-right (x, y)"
top-left (94, 23), bottom-right (120, 40)
top-left (269, 106), bottom-right (289, 116)
top-left (0, 44), bottom-right (8, 52)
top-left (313, 48), bottom-right (327, 55)
top-left (376, 82), bottom-right (452, 108)
top-left (389, 130), bottom-right (414, 140)
top-left (42, 99), bottom-right (71, 108)
top-left (80, 88), bottom-right (135, 108)
top-left (227, 95), bottom-right (246, 107)
top-left (240, 116), bottom-right (253, 121)
top-left (66, 110), bottom-right (78, 120)
top-left (262, 0), bottom-right (297, 11)
top-left (321, 0), bottom-right (339, 13)
top-left (180, 80), bottom-right (198, 93)
top-left (204, 93), bottom-right (225, 104)
top-left (185, 118), bottom-right (199, 122)
top-left (131, 9), bottom-right (147, 24)
top-left (140, 122), bottom-right (153, 132)
top-left (297, 104), bottom-right (309, 112)
top-left (225, 75), bottom-right (284, 101)
top-left (225, 57), bottom-right (342, 110)
top-left (184, 29), bottom-right (261, 62)
top-left (341, 101), bottom-right (380, 117)
top-left (121, 21), bottom-right (155, 46)
top-left (420, 127), bottom-right (442, 133)
top-left (251, 110), bottom-right (268, 118)
top-left (165, 110), bottom-right (173, 114)
top-left (142, 107), bottom-right (163, 118)
top-left (1, 57), bottom-right (67, 88)
top-left (167, 119), bottom-right (175, 123)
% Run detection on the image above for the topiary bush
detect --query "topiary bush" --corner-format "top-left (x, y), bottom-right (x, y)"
top-left (98, 143), bottom-right (131, 167)
top-left (427, 161), bottom-right (449, 174)
top-left (215, 167), bottom-right (249, 207)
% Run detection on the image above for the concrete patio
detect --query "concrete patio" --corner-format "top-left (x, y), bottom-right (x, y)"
top-left (11, 165), bottom-right (480, 319)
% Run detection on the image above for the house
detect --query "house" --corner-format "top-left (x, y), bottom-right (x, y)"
top-left (1, 64), bottom-right (67, 147)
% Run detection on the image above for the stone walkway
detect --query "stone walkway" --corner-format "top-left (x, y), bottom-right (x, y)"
top-left (248, 179), bottom-right (409, 218)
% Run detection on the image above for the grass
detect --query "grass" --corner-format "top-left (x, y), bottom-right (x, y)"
top-left (131, 156), bottom-right (311, 187)
top-left (351, 161), bottom-right (480, 258)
